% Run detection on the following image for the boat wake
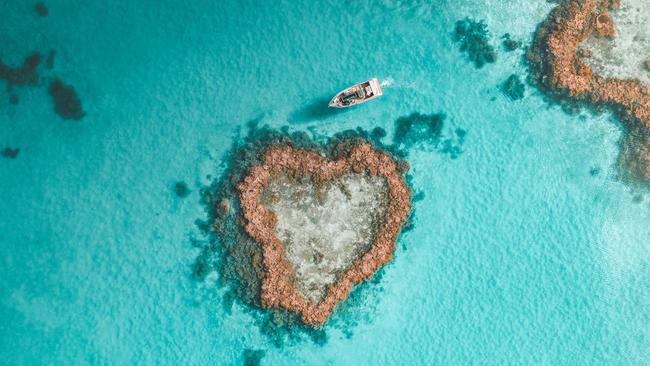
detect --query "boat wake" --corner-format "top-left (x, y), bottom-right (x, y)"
top-left (380, 77), bottom-right (418, 90)
top-left (380, 78), bottom-right (394, 88)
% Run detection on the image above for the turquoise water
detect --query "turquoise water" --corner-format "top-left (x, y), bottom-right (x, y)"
top-left (1, 0), bottom-right (649, 364)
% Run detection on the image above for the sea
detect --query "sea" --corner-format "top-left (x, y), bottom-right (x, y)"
top-left (1, 0), bottom-right (648, 365)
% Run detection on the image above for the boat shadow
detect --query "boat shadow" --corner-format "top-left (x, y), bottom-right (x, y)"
top-left (288, 96), bottom-right (349, 124)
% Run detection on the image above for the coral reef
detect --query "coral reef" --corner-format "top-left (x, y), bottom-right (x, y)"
top-left (0, 53), bottom-right (41, 89)
top-left (500, 74), bottom-right (525, 101)
top-left (392, 112), bottom-right (465, 159)
top-left (394, 112), bottom-right (444, 147)
top-left (527, 0), bottom-right (650, 185)
top-left (48, 79), bottom-right (84, 120)
top-left (195, 117), bottom-right (461, 333)
top-left (439, 128), bottom-right (466, 159)
top-left (590, 166), bottom-right (601, 176)
top-left (242, 349), bottom-right (265, 366)
top-left (453, 18), bottom-right (497, 68)
top-left (195, 123), bottom-right (414, 339)
top-left (173, 181), bottom-right (190, 198)
top-left (34, 2), bottom-right (48, 17)
top-left (502, 33), bottom-right (521, 52)
top-left (577, 48), bottom-right (593, 58)
top-left (1, 51), bottom-right (84, 120)
top-left (237, 144), bottom-right (411, 326)
top-left (1, 147), bottom-right (20, 159)
top-left (594, 13), bottom-right (614, 38)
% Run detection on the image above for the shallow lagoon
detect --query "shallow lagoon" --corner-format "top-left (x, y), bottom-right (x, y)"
top-left (1, 0), bottom-right (648, 364)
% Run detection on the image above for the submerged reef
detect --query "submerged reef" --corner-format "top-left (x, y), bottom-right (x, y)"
top-left (34, 2), bottom-right (48, 17)
top-left (500, 74), bottom-right (525, 101)
top-left (501, 33), bottom-right (521, 52)
top-left (48, 79), bottom-right (84, 120)
top-left (394, 112), bottom-right (444, 147)
top-left (393, 112), bottom-right (465, 159)
top-left (453, 18), bottom-right (497, 68)
top-left (174, 181), bottom-right (190, 198)
top-left (242, 349), bottom-right (265, 366)
top-left (527, 0), bottom-right (650, 185)
top-left (1, 51), bottom-right (84, 120)
top-left (0, 53), bottom-right (41, 89)
top-left (197, 123), bottom-right (412, 332)
top-left (1, 147), bottom-right (20, 159)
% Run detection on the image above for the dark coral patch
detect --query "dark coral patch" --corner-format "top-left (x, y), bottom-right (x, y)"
top-left (34, 2), bottom-right (48, 17)
top-left (453, 18), bottom-right (497, 68)
top-left (439, 128), bottom-right (466, 159)
top-left (1, 147), bottom-right (20, 159)
top-left (439, 139), bottom-right (463, 159)
top-left (500, 74), bottom-right (525, 100)
top-left (371, 126), bottom-right (387, 140)
top-left (174, 181), bottom-right (190, 198)
top-left (394, 112), bottom-right (445, 147)
top-left (589, 166), bottom-right (601, 176)
top-left (391, 112), bottom-right (466, 158)
top-left (9, 94), bottom-right (18, 105)
top-left (48, 79), bottom-right (84, 120)
top-left (455, 127), bottom-right (467, 140)
top-left (242, 349), bottom-right (265, 366)
top-left (413, 191), bottom-right (425, 202)
top-left (502, 33), bottom-right (521, 52)
top-left (0, 53), bottom-right (41, 89)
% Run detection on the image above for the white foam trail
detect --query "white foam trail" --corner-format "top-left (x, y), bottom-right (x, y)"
top-left (380, 77), bottom-right (419, 90)
top-left (380, 78), bottom-right (394, 87)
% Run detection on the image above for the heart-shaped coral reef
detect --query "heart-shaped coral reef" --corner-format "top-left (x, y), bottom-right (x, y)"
top-left (237, 143), bottom-right (411, 326)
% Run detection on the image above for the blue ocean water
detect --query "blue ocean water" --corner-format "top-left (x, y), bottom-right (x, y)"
top-left (1, 0), bottom-right (648, 364)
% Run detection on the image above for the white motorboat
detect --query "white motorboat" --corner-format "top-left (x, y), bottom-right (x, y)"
top-left (328, 78), bottom-right (383, 108)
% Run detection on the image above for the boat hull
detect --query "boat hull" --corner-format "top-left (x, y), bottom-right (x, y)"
top-left (329, 78), bottom-right (383, 108)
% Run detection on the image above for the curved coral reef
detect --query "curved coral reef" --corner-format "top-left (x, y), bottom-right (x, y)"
top-left (527, 0), bottom-right (650, 184)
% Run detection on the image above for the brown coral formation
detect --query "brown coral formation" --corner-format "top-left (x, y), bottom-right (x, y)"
top-left (645, 61), bottom-right (650, 72)
top-left (237, 143), bottom-right (411, 326)
top-left (528, 0), bottom-right (650, 183)
top-left (577, 49), bottom-right (593, 58)
top-left (594, 13), bottom-right (615, 38)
